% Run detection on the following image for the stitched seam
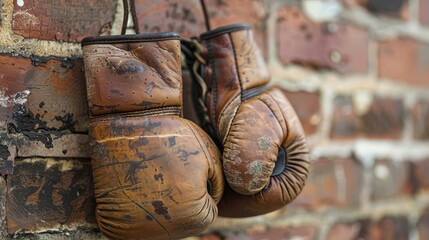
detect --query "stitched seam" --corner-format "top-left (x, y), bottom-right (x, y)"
top-left (90, 106), bottom-right (181, 122)
top-left (82, 37), bottom-right (180, 46)
top-left (229, 33), bottom-right (244, 102)
top-left (207, 40), bottom-right (218, 131)
top-left (218, 94), bottom-right (239, 144)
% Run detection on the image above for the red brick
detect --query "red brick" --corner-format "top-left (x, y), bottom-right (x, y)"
top-left (330, 95), bottom-right (404, 139)
top-left (412, 99), bottom-right (429, 140)
top-left (328, 217), bottom-right (409, 240)
top-left (6, 159), bottom-right (96, 235)
top-left (421, 0), bottom-right (429, 26)
top-left (0, 55), bottom-right (88, 134)
top-left (378, 38), bottom-right (429, 88)
top-left (281, 89), bottom-right (320, 135)
top-left (410, 158), bottom-right (429, 193)
top-left (247, 226), bottom-right (318, 240)
top-left (204, 0), bottom-right (268, 54)
top-left (132, 0), bottom-right (207, 38)
top-left (418, 207), bottom-right (429, 240)
top-left (293, 158), bottom-right (364, 210)
top-left (276, 6), bottom-right (368, 74)
top-left (0, 133), bottom-right (16, 175)
top-left (327, 222), bottom-right (360, 240)
top-left (0, 177), bottom-right (7, 238)
top-left (12, 0), bottom-right (116, 42)
top-left (371, 159), bottom-right (413, 200)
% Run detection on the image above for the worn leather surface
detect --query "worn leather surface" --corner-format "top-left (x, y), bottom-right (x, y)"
top-left (197, 24), bottom-right (310, 217)
top-left (83, 39), bottom-right (182, 116)
top-left (82, 34), bottom-right (224, 239)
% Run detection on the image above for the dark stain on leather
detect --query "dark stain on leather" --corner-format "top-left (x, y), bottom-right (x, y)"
top-left (152, 200), bottom-right (171, 220)
top-left (154, 173), bottom-right (164, 183)
top-left (131, 100), bottom-right (161, 107)
top-left (168, 136), bottom-right (176, 146)
top-left (108, 59), bottom-right (145, 75)
top-left (129, 137), bottom-right (149, 149)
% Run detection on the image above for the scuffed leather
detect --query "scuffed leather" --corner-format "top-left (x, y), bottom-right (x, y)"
top-left (197, 24), bottom-right (310, 217)
top-left (83, 41), bottom-right (182, 116)
top-left (82, 34), bottom-right (224, 239)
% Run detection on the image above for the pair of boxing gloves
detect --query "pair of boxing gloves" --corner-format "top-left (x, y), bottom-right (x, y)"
top-left (81, 24), bottom-right (310, 239)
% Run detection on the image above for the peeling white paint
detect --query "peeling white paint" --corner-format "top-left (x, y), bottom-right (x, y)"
top-left (374, 164), bottom-right (389, 179)
top-left (0, 88), bottom-right (30, 108)
top-left (13, 11), bottom-right (40, 27)
top-left (302, 0), bottom-right (342, 22)
top-left (17, 0), bottom-right (24, 7)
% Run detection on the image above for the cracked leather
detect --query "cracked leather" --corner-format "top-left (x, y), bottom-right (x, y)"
top-left (196, 24), bottom-right (310, 217)
top-left (82, 33), bottom-right (224, 239)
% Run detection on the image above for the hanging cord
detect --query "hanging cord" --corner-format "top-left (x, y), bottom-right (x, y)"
top-left (121, 0), bottom-right (129, 35)
top-left (181, 38), bottom-right (221, 147)
top-left (121, 0), bottom-right (140, 34)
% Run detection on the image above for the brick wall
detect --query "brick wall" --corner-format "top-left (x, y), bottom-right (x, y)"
top-left (196, 0), bottom-right (429, 240)
top-left (0, 0), bottom-right (428, 239)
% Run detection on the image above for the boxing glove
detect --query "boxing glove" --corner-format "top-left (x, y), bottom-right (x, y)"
top-left (183, 24), bottom-right (310, 217)
top-left (82, 32), bottom-right (224, 239)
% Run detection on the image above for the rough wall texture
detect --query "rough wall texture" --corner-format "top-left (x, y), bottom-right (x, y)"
top-left (0, 0), bottom-right (428, 239)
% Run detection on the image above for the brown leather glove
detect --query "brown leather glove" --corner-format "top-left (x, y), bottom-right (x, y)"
top-left (82, 32), bottom-right (224, 239)
top-left (183, 24), bottom-right (310, 217)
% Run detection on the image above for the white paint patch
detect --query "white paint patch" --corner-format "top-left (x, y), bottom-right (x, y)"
top-left (13, 11), bottom-right (40, 27)
top-left (17, 0), bottom-right (24, 7)
top-left (303, 0), bottom-right (342, 22)
top-left (0, 88), bottom-right (30, 108)
top-left (374, 164), bottom-right (390, 179)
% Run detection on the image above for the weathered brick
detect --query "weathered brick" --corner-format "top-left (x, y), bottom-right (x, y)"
top-left (412, 99), bottom-right (429, 140)
top-left (13, 229), bottom-right (104, 240)
top-left (327, 222), bottom-right (360, 240)
top-left (418, 207), bottom-right (429, 240)
top-left (17, 133), bottom-right (90, 158)
top-left (378, 38), bottom-right (429, 88)
top-left (281, 89), bottom-right (320, 135)
top-left (328, 216), bottom-right (409, 240)
top-left (330, 95), bottom-right (404, 139)
top-left (421, 0), bottom-right (429, 26)
top-left (293, 158), bottom-right (364, 210)
top-left (247, 226), bottom-right (318, 240)
top-left (410, 158), bottom-right (429, 193)
top-left (367, 0), bottom-right (409, 19)
top-left (0, 133), bottom-right (17, 175)
top-left (6, 159), bottom-right (96, 235)
top-left (12, 0), bottom-right (116, 42)
top-left (276, 6), bottom-right (368, 74)
top-left (204, 0), bottom-right (268, 54)
top-left (132, 0), bottom-right (207, 38)
top-left (0, 55), bottom-right (88, 134)
top-left (371, 159), bottom-right (413, 200)
top-left (0, 176), bottom-right (7, 238)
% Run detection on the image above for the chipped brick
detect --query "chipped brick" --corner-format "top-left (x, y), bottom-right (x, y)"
top-left (0, 55), bottom-right (88, 134)
top-left (132, 0), bottom-right (206, 38)
top-left (204, 0), bottom-right (268, 54)
top-left (331, 95), bottom-right (404, 139)
top-left (378, 38), bottom-right (429, 88)
top-left (277, 6), bottom-right (368, 74)
top-left (293, 158), bottom-right (364, 209)
top-left (12, 0), bottom-right (116, 42)
top-left (6, 159), bottom-right (96, 235)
